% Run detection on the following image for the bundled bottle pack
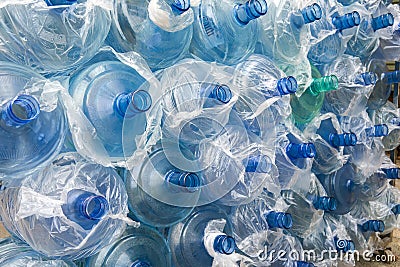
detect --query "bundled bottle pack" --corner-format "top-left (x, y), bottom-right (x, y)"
top-left (0, 0), bottom-right (399, 266)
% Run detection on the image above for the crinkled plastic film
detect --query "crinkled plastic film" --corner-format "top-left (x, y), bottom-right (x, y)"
top-left (0, 0), bottom-right (111, 76)
top-left (0, 153), bottom-right (132, 260)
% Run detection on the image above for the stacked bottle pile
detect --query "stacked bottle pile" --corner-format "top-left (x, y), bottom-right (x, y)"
top-left (0, 0), bottom-right (399, 266)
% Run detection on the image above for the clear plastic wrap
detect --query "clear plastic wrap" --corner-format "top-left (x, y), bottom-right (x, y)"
top-left (0, 152), bottom-right (133, 260)
top-left (0, 0), bottom-right (111, 76)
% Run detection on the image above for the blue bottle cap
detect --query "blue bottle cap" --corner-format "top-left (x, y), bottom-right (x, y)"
top-left (200, 83), bottom-right (233, 104)
top-left (382, 168), bottom-right (400, 179)
top-left (371, 13), bottom-right (394, 31)
top-left (79, 195), bottom-right (109, 220)
top-left (2, 95), bottom-right (41, 127)
top-left (244, 154), bottom-right (272, 173)
top-left (167, 0), bottom-right (191, 14)
top-left (44, 0), bottom-right (77, 6)
top-left (329, 133), bottom-right (357, 148)
top-left (265, 211), bottom-right (293, 229)
top-left (131, 260), bottom-right (151, 267)
top-left (392, 204), bottom-right (400, 215)
top-left (165, 170), bottom-right (201, 193)
top-left (234, 0), bottom-right (268, 26)
top-left (332, 11), bottom-right (361, 30)
top-left (213, 235), bottom-right (236, 255)
top-left (361, 220), bottom-right (385, 232)
top-left (355, 72), bottom-right (378, 86)
top-left (114, 90), bottom-right (152, 118)
top-left (286, 142), bottom-right (316, 160)
top-left (382, 70), bottom-right (400, 84)
top-left (276, 76), bottom-right (298, 95)
top-left (313, 196), bottom-right (337, 211)
top-left (301, 3), bottom-right (322, 24)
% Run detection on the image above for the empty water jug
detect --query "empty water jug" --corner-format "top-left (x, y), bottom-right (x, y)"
top-left (85, 225), bottom-right (171, 267)
top-left (69, 60), bottom-right (152, 161)
top-left (0, 62), bottom-right (66, 179)
top-left (0, 0), bottom-right (111, 75)
top-left (0, 152), bottom-right (129, 260)
top-left (107, 0), bottom-right (193, 70)
top-left (190, 0), bottom-right (268, 65)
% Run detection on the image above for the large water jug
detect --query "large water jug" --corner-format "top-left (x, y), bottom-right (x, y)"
top-left (85, 225), bottom-right (171, 267)
top-left (0, 62), bottom-right (66, 179)
top-left (0, 153), bottom-right (129, 260)
top-left (107, 0), bottom-right (193, 70)
top-left (124, 142), bottom-right (201, 227)
top-left (0, 0), bottom-right (110, 76)
top-left (168, 205), bottom-right (239, 267)
top-left (0, 238), bottom-right (75, 266)
top-left (190, 0), bottom-right (268, 65)
top-left (69, 60), bottom-right (152, 162)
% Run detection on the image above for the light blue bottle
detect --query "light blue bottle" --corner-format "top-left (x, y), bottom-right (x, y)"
top-left (85, 225), bottom-right (171, 267)
top-left (190, 0), bottom-right (268, 65)
top-left (259, 2), bottom-right (322, 64)
top-left (0, 62), bottom-right (66, 179)
top-left (316, 163), bottom-right (359, 215)
top-left (322, 55), bottom-right (378, 116)
top-left (106, 0), bottom-right (193, 70)
top-left (124, 142), bottom-right (201, 227)
top-left (359, 169), bottom-right (392, 202)
top-left (0, 153), bottom-right (128, 260)
top-left (0, 0), bottom-right (110, 75)
top-left (346, 12), bottom-right (394, 59)
top-left (168, 205), bottom-right (237, 267)
top-left (307, 4), bottom-right (360, 68)
top-left (275, 132), bottom-right (316, 189)
top-left (231, 192), bottom-right (293, 244)
top-left (366, 59), bottom-right (392, 110)
top-left (69, 60), bottom-right (151, 161)
top-left (161, 81), bottom-right (233, 146)
top-left (233, 54), bottom-right (298, 131)
top-left (0, 238), bottom-right (75, 266)
top-left (281, 189), bottom-right (337, 238)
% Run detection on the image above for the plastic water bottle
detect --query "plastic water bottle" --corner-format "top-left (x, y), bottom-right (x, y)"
top-left (366, 59), bottom-right (392, 110)
top-left (359, 169), bottom-right (391, 202)
top-left (233, 54), bottom-right (298, 129)
top-left (0, 0), bottom-right (111, 75)
top-left (168, 205), bottom-right (237, 267)
top-left (0, 238), bottom-right (75, 266)
top-left (346, 12), bottom-right (394, 59)
top-left (0, 62), bottom-right (66, 179)
top-left (316, 163), bottom-right (359, 215)
top-left (124, 143), bottom-right (201, 227)
top-left (259, 2), bottom-right (322, 65)
top-left (281, 188), bottom-right (337, 238)
top-left (231, 192), bottom-right (293, 244)
top-left (275, 132), bottom-right (316, 189)
top-left (69, 60), bottom-right (152, 161)
top-left (290, 64), bottom-right (339, 126)
top-left (307, 4), bottom-right (360, 68)
top-left (0, 153), bottom-right (129, 260)
top-left (190, 0), bottom-right (268, 65)
top-left (106, 0), bottom-right (193, 70)
top-left (86, 225), bottom-right (171, 267)
top-left (322, 54), bottom-right (378, 116)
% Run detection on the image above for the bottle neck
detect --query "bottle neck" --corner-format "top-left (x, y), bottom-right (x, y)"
top-left (313, 196), bottom-right (337, 211)
top-left (392, 204), bottom-right (400, 215)
top-left (361, 220), bottom-right (385, 232)
top-left (308, 75), bottom-right (339, 96)
top-left (296, 261), bottom-right (315, 267)
top-left (331, 11), bottom-right (360, 31)
top-left (44, 0), bottom-right (77, 5)
top-left (244, 154), bottom-right (272, 173)
top-left (365, 124), bottom-right (389, 137)
top-left (334, 238), bottom-right (355, 252)
top-left (301, 3), bottom-right (322, 24)
top-left (166, 0), bottom-right (191, 15)
top-left (114, 90), bottom-right (152, 118)
top-left (2, 95), bottom-right (40, 127)
top-left (328, 133), bottom-right (357, 148)
top-left (130, 260), bottom-right (151, 267)
top-left (286, 142), bottom-right (316, 160)
top-left (381, 168), bottom-right (400, 179)
top-left (382, 71), bottom-right (400, 84)
top-left (213, 234), bottom-right (236, 255)
top-left (355, 72), bottom-right (378, 86)
top-left (78, 194), bottom-right (109, 220)
top-left (165, 170), bottom-right (201, 192)
top-left (200, 83), bottom-right (232, 104)
top-left (265, 211), bottom-right (293, 229)
top-left (233, 0), bottom-right (268, 26)
top-left (276, 76), bottom-right (298, 96)
top-left (371, 13), bottom-right (394, 31)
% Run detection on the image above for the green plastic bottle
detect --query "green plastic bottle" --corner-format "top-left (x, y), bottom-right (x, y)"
top-left (290, 64), bottom-right (339, 127)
